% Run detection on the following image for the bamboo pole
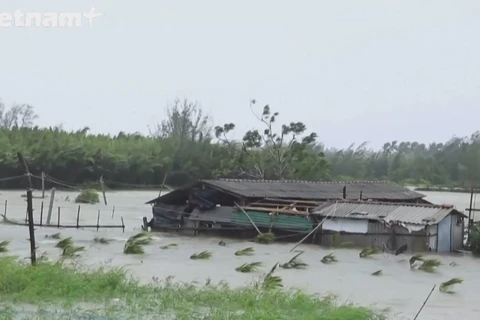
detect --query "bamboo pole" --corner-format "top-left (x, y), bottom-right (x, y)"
top-left (26, 190), bottom-right (36, 266)
top-left (41, 172), bottom-right (45, 199)
top-left (99, 176), bottom-right (107, 205)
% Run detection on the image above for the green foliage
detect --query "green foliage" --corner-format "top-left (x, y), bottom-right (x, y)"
top-left (0, 257), bottom-right (385, 319)
top-left (0, 241), bottom-right (9, 252)
top-left (235, 262), bottom-right (263, 273)
top-left (419, 259), bottom-right (441, 273)
top-left (439, 278), bottom-right (463, 294)
top-left (55, 237), bottom-right (73, 249)
top-left (75, 188), bottom-right (100, 204)
top-left (123, 232), bottom-right (152, 254)
top-left (190, 251), bottom-right (213, 260)
top-left (280, 251), bottom-right (308, 269)
top-left (255, 232), bottom-right (276, 244)
top-left (359, 247), bottom-right (381, 258)
top-left (61, 245), bottom-right (85, 258)
top-left (2, 100), bottom-right (480, 187)
top-left (260, 263), bottom-right (284, 290)
top-left (409, 254), bottom-right (425, 268)
top-left (235, 247), bottom-right (254, 256)
top-left (470, 222), bottom-right (480, 255)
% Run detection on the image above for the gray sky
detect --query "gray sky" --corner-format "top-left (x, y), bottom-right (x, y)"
top-left (1, 0), bottom-right (479, 149)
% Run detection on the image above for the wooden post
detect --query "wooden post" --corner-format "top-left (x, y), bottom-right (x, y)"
top-left (96, 210), bottom-right (100, 231)
top-left (57, 207), bottom-right (61, 228)
top-left (17, 152), bottom-right (33, 189)
top-left (467, 187), bottom-right (474, 242)
top-left (41, 172), bottom-right (45, 199)
top-left (26, 190), bottom-right (37, 266)
top-left (25, 209), bottom-right (28, 223)
top-left (111, 205), bottom-right (115, 219)
top-left (158, 173), bottom-right (168, 197)
top-left (234, 201), bottom-right (261, 235)
top-left (121, 217), bottom-right (125, 233)
top-left (39, 201), bottom-right (44, 226)
top-left (46, 188), bottom-right (56, 225)
top-left (99, 176), bottom-right (107, 205)
top-left (76, 205), bottom-right (81, 228)
top-left (3, 200), bottom-right (7, 218)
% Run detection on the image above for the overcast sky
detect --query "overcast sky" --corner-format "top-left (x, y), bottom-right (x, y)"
top-left (1, 0), bottom-right (479, 149)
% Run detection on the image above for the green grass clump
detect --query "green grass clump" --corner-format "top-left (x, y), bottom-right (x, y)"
top-left (0, 257), bottom-right (385, 319)
top-left (235, 262), bottom-right (263, 273)
top-left (235, 247), bottom-right (254, 256)
top-left (190, 251), bottom-right (213, 260)
top-left (74, 189), bottom-right (100, 204)
top-left (123, 232), bottom-right (152, 254)
top-left (255, 232), bottom-right (276, 244)
top-left (0, 241), bottom-right (9, 252)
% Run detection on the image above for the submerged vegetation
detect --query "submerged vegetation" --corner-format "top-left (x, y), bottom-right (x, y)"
top-left (0, 241), bottom-right (9, 252)
top-left (123, 232), bottom-right (152, 254)
top-left (235, 262), bottom-right (263, 273)
top-left (359, 247), bottom-right (382, 258)
top-left (160, 243), bottom-right (178, 250)
top-left (74, 189), bottom-right (100, 204)
top-left (280, 252), bottom-right (308, 269)
top-left (1, 99), bottom-right (480, 191)
top-left (190, 251), bottom-right (213, 260)
top-left (55, 237), bottom-right (73, 249)
top-left (255, 232), bottom-right (276, 244)
top-left (235, 247), bottom-right (255, 256)
top-left (0, 256), bottom-right (385, 319)
top-left (439, 278), bottom-right (463, 294)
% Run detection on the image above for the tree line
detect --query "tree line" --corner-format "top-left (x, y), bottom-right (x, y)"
top-left (1, 97), bottom-right (479, 189)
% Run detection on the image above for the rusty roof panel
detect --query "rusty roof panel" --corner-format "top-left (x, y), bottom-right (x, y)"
top-left (201, 179), bottom-right (424, 201)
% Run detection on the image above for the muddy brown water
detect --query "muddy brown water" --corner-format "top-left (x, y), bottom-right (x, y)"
top-left (0, 189), bottom-right (479, 320)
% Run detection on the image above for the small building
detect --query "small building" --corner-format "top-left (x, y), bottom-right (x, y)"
top-left (144, 179), bottom-right (426, 238)
top-left (312, 201), bottom-right (466, 252)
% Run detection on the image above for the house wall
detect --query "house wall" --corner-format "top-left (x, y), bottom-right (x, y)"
top-left (319, 219), bottom-right (429, 252)
top-left (451, 214), bottom-right (464, 251)
top-left (427, 225), bottom-right (438, 252)
top-left (438, 215), bottom-right (452, 252)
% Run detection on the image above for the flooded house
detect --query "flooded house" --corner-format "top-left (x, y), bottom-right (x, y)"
top-left (312, 201), bottom-right (466, 252)
top-left (144, 179), bottom-right (426, 240)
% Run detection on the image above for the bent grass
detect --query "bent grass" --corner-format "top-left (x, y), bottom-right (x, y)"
top-left (190, 251), bottom-right (213, 260)
top-left (235, 247), bottom-right (254, 256)
top-left (123, 232), bottom-right (152, 254)
top-left (235, 262), bottom-right (263, 273)
top-left (0, 241), bottom-right (9, 252)
top-left (0, 257), bottom-right (385, 319)
top-left (280, 252), bottom-right (308, 269)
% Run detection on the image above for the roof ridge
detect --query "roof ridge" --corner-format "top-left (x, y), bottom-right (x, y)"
top-left (324, 200), bottom-right (454, 209)
top-left (207, 178), bottom-right (393, 185)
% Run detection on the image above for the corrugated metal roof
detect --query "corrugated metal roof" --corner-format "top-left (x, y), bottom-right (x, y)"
top-left (231, 210), bottom-right (313, 231)
top-left (188, 207), bottom-right (233, 223)
top-left (312, 201), bottom-right (465, 225)
top-left (201, 179), bottom-right (424, 201)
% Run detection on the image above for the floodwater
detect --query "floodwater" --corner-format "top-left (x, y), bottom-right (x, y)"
top-left (0, 189), bottom-right (479, 320)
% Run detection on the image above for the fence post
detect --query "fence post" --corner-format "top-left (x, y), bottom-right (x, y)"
top-left (57, 207), bottom-right (61, 228)
top-left (27, 190), bottom-right (37, 266)
top-left (46, 188), bottom-right (56, 225)
top-left (76, 205), bottom-right (81, 228)
top-left (4, 200), bottom-right (7, 218)
top-left (96, 210), bottom-right (100, 231)
top-left (111, 205), bottom-right (115, 219)
top-left (40, 201), bottom-right (44, 226)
